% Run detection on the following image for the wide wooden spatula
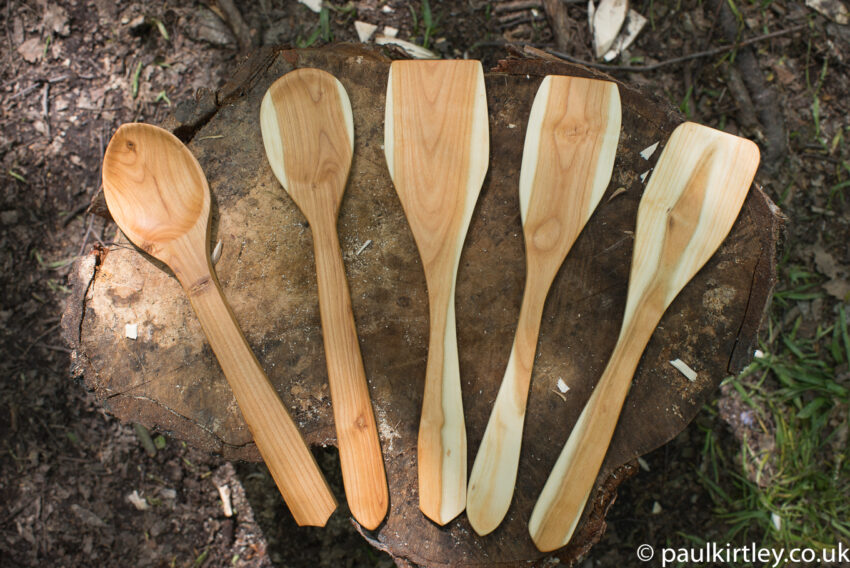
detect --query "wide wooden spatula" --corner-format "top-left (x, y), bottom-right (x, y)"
top-left (384, 60), bottom-right (489, 525)
top-left (101, 123), bottom-right (337, 527)
top-left (529, 122), bottom-right (760, 551)
top-left (260, 68), bottom-right (388, 530)
top-left (467, 75), bottom-right (621, 536)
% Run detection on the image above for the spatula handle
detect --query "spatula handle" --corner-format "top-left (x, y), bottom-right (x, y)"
top-left (418, 283), bottom-right (467, 525)
top-left (467, 276), bottom-right (548, 535)
top-left (184, 267), bottom-right (337, 527)
top-left (312, 225), bottom-right (389, 530)
top-left (528, 317), bottom-right (656, 551)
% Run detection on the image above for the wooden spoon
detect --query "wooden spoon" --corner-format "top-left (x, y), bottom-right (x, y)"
top-left (260, 68), bottom-right (388, 530)
top-left (466, 75), bottom-right (621, 536)
top-left (384, 60), bottom-right (489, 525)
top-left (101, 123), bottom-right (336, 527)
top-left (529, 122), bottom-right (760, 551)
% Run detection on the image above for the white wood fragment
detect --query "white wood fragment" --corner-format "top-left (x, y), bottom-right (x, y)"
top-left (593, 0), bottom-right (628, 58)
top-left (639, 169), bottom-right (650, 183)
top-left (669, 358), bottom-right (698, 382)
top-left (354, 21), bottom-right (378, 43)
top-left (608, 186), bottom-right (627, 201)
top-left (375, 36), bottom-right (438, 59)
top-left (381, 4), bottom-right (395, 13)
top-left (640, 141), bottom-right (659, 160)
top-left (356, 239), bottom-right (372, 255)
top-left (587, 0), bottom-right (596, 31)
top-left (211, 239), bottom-right (223, 265)
top-left (125, 323), bottom-right (138, 340)
top-left (651, 501), bottom-right (662, 514)
top-left (637, 456), bottom-right (650, 471)
top-left (216, 483), bottom-right (233, 517)
top-left (557, 378), bottom-right (569, 393)
top-left (382, 26), bottom-right (399, 38)
top-left (754, 349), bottom-right (764, 358)
top-left (127, 490), bottom-right (148, 510)
top-left (602, 9), bottom-right (647, 61)
top-left (298, 0), bottom-right (322, 13)
top-left (771, 512), bottom-right (782, 530)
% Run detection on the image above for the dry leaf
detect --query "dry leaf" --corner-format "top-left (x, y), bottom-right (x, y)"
top-left (43, 4), bottom-right (71, 36)
top-left (18, 38), bottom-right (43, 63)
top-left (806, 0), bottom-right (849, 24)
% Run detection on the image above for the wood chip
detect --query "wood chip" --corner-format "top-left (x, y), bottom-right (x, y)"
top-left (382, 26), bottom-right (399, 38)
top-left (127, 490), bottom-right (148, 511)
top-left (216, 483), bottom-right (233, 517)
top-left (356, 239), bottom-right (372, 255)
top-left (211, 239), bottom-right (223, 265)
top-left (375, 36), bottom-right (438, 59)
top-left (298, 0), bottom-right (322, 13)
top-left (669, 358), bottom-right (697, 381)
top-left (556, 378), bottom-right (569, 393)
top-left (639, 169), bottom-right (650, 183)
top-left (639, 141), bottom-right (659, 160)
top-left (602, 9), bottom-right (647, 61)
top-left (124, 323), bottom-right (138, 340)
top-left (592, 0), bottom-right (629, 58)
top-left (354, 21), bottom-right (378, 43)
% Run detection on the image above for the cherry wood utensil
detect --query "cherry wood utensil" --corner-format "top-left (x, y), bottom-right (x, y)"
top-left (466, 75), bottom-right (621, 536)
top-left (529, 122), bottom-right (760, 551)
top-left (260, 68), bottom-right (388, 530)
top-left (384, 60), bottom-right (489, 525)
top-left (101, 123), bottom-right (337, 527)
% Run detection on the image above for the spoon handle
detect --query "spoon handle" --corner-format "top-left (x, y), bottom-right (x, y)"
top-left (418, 281), bottom-right (467, 525)
top-left (185, 268), bottom-right (337, 527)
top-left (467, 274), bottom-right (548, 535)
top-left (528, 316), bottom-right (657, 551)
top-left (312, 223), bottom-right (389, 530)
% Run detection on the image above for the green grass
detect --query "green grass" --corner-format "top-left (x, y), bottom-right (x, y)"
top-left (697, 303), bottom-right (850, 558)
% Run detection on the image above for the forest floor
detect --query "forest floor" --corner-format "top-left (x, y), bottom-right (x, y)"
top-left (1, 1), bottom-right (849, 567)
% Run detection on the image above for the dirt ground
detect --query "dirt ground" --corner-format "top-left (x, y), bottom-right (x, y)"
top-left (1, 1), bottom-right (848, 567)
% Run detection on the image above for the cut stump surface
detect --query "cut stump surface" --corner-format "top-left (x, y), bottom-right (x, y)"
top-left (63, 45), bottom-right (781, 567)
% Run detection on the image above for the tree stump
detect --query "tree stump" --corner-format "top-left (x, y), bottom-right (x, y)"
top-left (62, 45), bottom-right (781, 567)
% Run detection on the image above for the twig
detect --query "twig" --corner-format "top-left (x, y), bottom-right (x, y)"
top-left (545, 24), bottom-right (805, 72)
top-left (542, 0), bottom-right (574, 52)
top-left (494, 0), bottom-right (543, 13)
top-left (42, 82), bottom-right (51, 139)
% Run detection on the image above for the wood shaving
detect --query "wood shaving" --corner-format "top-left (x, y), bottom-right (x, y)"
top-left (669, 358), bottom-right (697, 381)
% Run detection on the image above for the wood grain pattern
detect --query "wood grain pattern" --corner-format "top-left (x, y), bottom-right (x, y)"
top-left (101, 123), bottom-right (337, 527)
top-left (528, 122), bottom-right (760, 551)
top-left (466, 75), bottom-right (621, 536)
top-left (260, 68), bottom-right (388, 530)
top-left (384, 60), bottom-right (489, 525)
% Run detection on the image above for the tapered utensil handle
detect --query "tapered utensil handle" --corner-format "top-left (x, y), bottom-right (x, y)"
top-left (312, 223), bottom-right (388, 530)
top-left (181, 262), bottom-right (337, 527)
top-left (417, 281), bottom-right (467, 525)
top-left (466, 275), bottom-right (548, 535)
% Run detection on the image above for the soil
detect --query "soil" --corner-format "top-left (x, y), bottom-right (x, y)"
top-left (1, 1), bottom-right (848, 567)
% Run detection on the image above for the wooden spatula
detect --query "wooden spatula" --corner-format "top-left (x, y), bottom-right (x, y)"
top-left (260, 68), bottom-right (388, 530)
top-left (384, 60), bottom-right (489, 525)
top-left (466, 75), bottom-right (621, 536)
top-left (101, 123), bottom-right (337, 527)
top-left (529, 122), bottom-right (760, 551)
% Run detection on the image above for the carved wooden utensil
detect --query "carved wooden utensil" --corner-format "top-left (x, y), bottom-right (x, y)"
top-left (529, 122), bottom-right (760, 551)
top-left (260, 68), bottom-right (388, 530)
top-left (384, 60), bottom-right (489, 525)
top-left (466, 75), bottom-right (621, 536)
top-left (101, 123), bottom-right (337, 527)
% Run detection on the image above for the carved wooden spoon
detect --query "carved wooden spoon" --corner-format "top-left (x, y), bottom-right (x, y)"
top-left (466, 75), bottom-right (621, 536)
top-left (260, 68), bottom-right (388, 530)
top-left (101, 123), bottom-right (337, 527)
top-left (529, 122), bottom-right (760, 551)
top-left (384, 60), bottom-right (489, 525)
